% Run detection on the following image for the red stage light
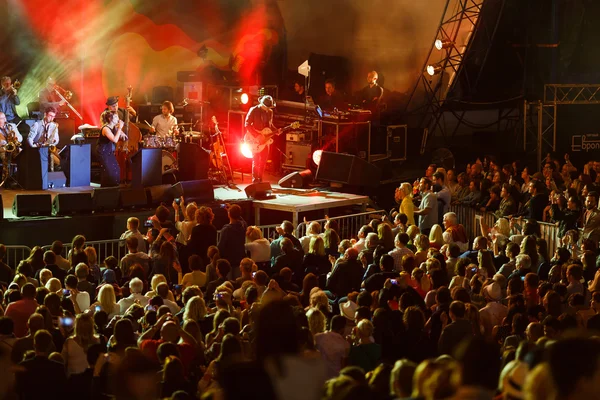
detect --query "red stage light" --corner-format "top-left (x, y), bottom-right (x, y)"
top-left (240, 142), bottom-right (254, 159)
top-left (241, 93), bottom-right (249, 105)
top-left (312, 149), bottom-right (323, 166)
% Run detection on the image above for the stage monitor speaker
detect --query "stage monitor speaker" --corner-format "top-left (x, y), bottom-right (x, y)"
top-left (92, 187), bottom-right (120, 212)
top-left (48, 171), bottom-right (67, 189)
top-left (52, 193), bottom-right (93, 216)
top-left (244, 182), bottom-right (275, 200)
top-left (316, 151), bottom-right (381, 187)
top-left (152, 86), bottom-right (174, 104)
top-left (120, 188), bottom-right (148, 209)
top-left (178, 143), bottom-right (210, 181)
top-left (64, 144), bottom-right (91, 187)
top-left (12, 194), bottom-right (52, 217)
top-left (147, 184), bottom-right (173, 206)
top-left (170, 180), bottom-right (214, 204)
top-left (278, 169), bottom-right (313, 188)
top-left (131, 148), bottom-right (162, 188)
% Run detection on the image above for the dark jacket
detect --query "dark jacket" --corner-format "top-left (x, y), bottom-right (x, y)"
top-left (363, 272), bottom-right (399, 293)
top-left (188, 223), bottom-right (218, 265)
top-left (438, 319), bottom-right (474, 355)
top-left (272, 249), bottom-right (304, 280)
top-left (218, 220), bottom-right (247, 275)
top-left (326, 258), bottom-right (363, 298)
top-left (270, 233), bottom-right (303, 260)
top-left (551, 205), bottom-right (580, 237)
top-left (16, 355), bottom-right (67, 399)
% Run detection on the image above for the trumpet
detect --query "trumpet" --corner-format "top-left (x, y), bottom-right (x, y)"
top-left (6, 79), bottom-right (20, 96)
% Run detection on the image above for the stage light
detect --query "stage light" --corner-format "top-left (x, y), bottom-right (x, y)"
top-left (435, 39), bottom-right (453, 51)
top-left (426, 63), bottom-right (443, 76)
top-left (241, 142), bottom-right (254, 159)
top-left (240, 93), bottom-right (249, 105)
top-left (312, 149), bottom-right (323, 166)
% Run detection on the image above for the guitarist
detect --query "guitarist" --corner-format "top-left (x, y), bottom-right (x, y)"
top-left (244, 95), bottom-right (279, 183)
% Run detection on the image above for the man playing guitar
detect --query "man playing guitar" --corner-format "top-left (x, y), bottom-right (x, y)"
top-left (244, 95), bottom-right (279, 183)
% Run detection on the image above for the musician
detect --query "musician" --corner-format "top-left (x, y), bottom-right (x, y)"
top-left (245, 95), bottom-right (278, 183)
top-left (291, 80), bottom-right (306, 103)
top-left (27, 107), bottom-right (60, 169)
top-left (100, 96), bottom-right (137, 126)
top-left (150, 101), bottom-right (178, 139)
top-left (97, 111), bottom-right (127, 187)
top-left (357, 71), bottom-right (383, 112)
top-left (319, 79), bottom-right (347, 111)
top-left (0, 77), bottom-right (21, 123)
top-left (0, 112), bottom-right (22, 162)
top-left (38, 78), bottom-right (65, 113)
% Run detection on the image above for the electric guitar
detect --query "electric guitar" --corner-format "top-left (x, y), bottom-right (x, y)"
top-left (243, 121), bottom-right (300, 155)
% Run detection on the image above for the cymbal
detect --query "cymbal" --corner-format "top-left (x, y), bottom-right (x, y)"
top-left (184, 131), bottom-right (203, 136)
top-left (177, 122), bottom-right (193, 126)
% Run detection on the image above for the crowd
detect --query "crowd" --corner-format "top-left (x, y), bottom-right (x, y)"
top-left (0, 153), bottom-right (598, 399)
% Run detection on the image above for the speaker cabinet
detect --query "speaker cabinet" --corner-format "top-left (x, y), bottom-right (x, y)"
top-left (132, 148), bottom-right (162, 188)
top-left (48, 171), bottom-right (67, 189)
top-left (65, 144), bottom-right (91, 187)
top-left (170, 180), bottom-right (214, 204)
top-left (278, 169), bottom-right (313, 188)
top-left (147, 184), bottom-right (173, 206)
top-left (52, 193), bottom-right (93, 216)
top-left (92, 187), bottom-right (120, 212)
top-left (316, 151), bottom-right (381, 187)
top-left (178, 143), bottom-right (210, 181)
top-left (12, 194), bottom-right (52, 217)
top-left (283, 142), bottom-right (312, 169)
top-left (120, 188), bottom-right (148, 209)
top-left (244, 182), bottom-right (275, 200)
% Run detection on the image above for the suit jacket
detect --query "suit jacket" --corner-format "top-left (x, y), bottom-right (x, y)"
top-left (583, 208), bottom-right (600, 245)
top-left (438, 319), bottom-right (474, 356)
top-left (16, 355), bottom-right (67, 399)
top-left (326, 258), bottom-right (363, 297)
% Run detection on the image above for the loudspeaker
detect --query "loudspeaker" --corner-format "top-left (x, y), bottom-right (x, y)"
top-left (131, 148), bottom-right (162, 188)
top-left (152, 86), bottom-right (174, 104)
top-left (65, 144), bottom-right (91, 186)
top-left (120, 188), bottom-right (148, 209)
top-left (147, 184), bottom-right (173, 205)
top-left (12, 194), bottom-right (52, 217)
top-left (178, 143), bottom-right (210, 181)
top-left (278, 169), bottom-right (313, 188)
top-left (52, 193), bottom-right (93, 216)
top-left (47, 171), bottom-right (67, 188)
top-left (92, 187), bottom-right (120, 212)
top-left (170, 180), bottom-right (214, 204)
top-left (284, 142), bottom-right (312, 169)
top-left (316, 151), bottom-right (381, 187)
top-left (18, 147), bottom-right (48, 190)
top-left (244, 182), bottom-right (275, 200)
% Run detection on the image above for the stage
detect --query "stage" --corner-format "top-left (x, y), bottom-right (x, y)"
top-left (0, 175), bottom-right (372, 247)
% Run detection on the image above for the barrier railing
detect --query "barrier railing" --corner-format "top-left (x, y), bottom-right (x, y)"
top-left (448, 205), bottom-right (563, 257)
top-left (296, 210), bottom-right (388, 240)
top-left (5, 246), bottom-right (32, 270)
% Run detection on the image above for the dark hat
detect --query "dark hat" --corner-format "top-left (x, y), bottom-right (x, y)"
top-left (105, 96), bottom-right (119, 106)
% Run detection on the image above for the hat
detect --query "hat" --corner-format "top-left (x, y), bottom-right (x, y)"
top-left (259, 95), bottom-right (275, 108)
top-left (105, 96), bottom-right (119, 106)
top-left (339, 300), bottom-right (358, 321)
top-left (501, 360), bottom-right (528, 399)
top-left (485, 282), bottom-right (502, 301)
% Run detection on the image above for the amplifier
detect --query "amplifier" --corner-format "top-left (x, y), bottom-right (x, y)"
top-left (286, 132), bottom-right (307, 142)
top-left (283, 142), bottom-right (312, 170)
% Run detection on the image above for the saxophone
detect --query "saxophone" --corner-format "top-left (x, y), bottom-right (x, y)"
top-left (3, 125), bottom-right (21, 154)
top-left (42, 122), bottom-right (58, 172)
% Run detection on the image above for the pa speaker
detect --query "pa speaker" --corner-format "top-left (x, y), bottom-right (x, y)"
top-left (244, 182), bottom-right (275, 200)
top-left (316, 151), bottom-right (381, 187)
top-left (178, 143), bottom-right (210, 181)
top-left (170, 180), bottom-right (214, 204)
top-left (152, 86), bottom-right (174, 104)
top-left (92, 187), bottom-right (120, 212)
top-left (278, 169), bottom-right (313, 188)
top-left (52, 193), bottom-right (93, 216)
top-left (147, 184), bottom-right (173, 205)
top-left (120, 188), bottom-right (148, 209)
top-left (12, 194), bottom-right (52, 217)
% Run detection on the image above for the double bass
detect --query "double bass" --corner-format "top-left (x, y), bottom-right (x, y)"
top-left (115, 86), bottom-right (141, 182)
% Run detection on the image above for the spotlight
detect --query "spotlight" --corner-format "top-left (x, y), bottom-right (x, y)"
top-left (435, 39), bottom-right (453, 51)
top-left (312, 149), bottom-right (323, 166)
top-left (240, 142), bottom-right (254, 159)
top-left (240, 93), bottom-right (249, 105)
top-left (426, 63), bottom-right (443, 76)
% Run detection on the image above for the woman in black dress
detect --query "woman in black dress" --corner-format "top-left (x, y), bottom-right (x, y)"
top-left (98, 111), bottom-right (126, 187)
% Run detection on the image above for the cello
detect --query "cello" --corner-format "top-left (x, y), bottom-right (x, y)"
top-left (115, 86), bottom-right (141, 182)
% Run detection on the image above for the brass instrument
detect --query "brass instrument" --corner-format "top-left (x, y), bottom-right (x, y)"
top-left (6, 79), bottom-right (20, 96)
top-left (3, 125), bottom-right (21, 154)
top-left (52, 84), bottom-right (81, 120)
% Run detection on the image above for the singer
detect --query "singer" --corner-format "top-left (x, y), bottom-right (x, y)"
top-left (98, 111), bottom-right (127, 187)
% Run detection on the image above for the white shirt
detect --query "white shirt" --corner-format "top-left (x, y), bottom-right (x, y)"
top-left (353, 238), bottom-right (367, 252)
top-left (72, 291), bottom-right (90, 313)
top-left (314, 331), bottom-right (350, 379)
top-left (175, 220), bottom-right (196, 245)
top-left (479, 301), bottom-right (508, 339)
top-left (245, 239), bottom-right (271, 262)
top-left (28, 120), bottom-right (59, 148)
top-left (151, 114), bottom-right (178, 138)
top-left (162, 298), bottom-right (181, 314)
top-left (300, 234), bottom-right (321, 254)
top-left (120, 230), bottom-right (147, 253)
top-left (118, 293), bottom-right (149, 315)
top-left (388, 247), bottom-right (414, 271)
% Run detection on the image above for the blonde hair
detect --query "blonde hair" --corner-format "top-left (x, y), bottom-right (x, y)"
top-left (307, 221), bottom-right (322, 236)
top-left (183, 296), bottom-right (207, 322)
top-left (378, 223), bottom-right (395, 250)
top-left (400, 182), bottom-right (413, 198)
top-left (151, 274), bottom-right (167, 293)
top-left (356, 319), bottom-right (374, 338)
top-left (98, 284), bottom-right (116, 313)
top-left (74, 313), bottom-right (96, 349)
top-left (39, 269), bottom-right (53, 286)
top-left (429, 224), bottom-right (444, 247)
top-left (309, 290), bottom-right (329, 309)
top-left (309, 236), bottom-right (326, 256)
top-left (494, 218), bottom-right (510, 237)
top-left (13, 273), bottom-right (27, 288)
top-left (185, 203), bottom-right (198, 222)
top-left (45, 277), bottom-right (62, 293)
top-left (246, 226), bottom-right (263, 242)
top-left (406, 225), bottom-right (420, 241)
top-left (415, 234), bottom-right (430, 252)
top-left (306, 307), bottom-right (326, 336)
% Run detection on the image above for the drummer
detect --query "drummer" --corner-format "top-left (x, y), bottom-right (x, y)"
top-left (100, 96), bottom-right (137, 126)
top-left (150, 100), bottom-right (178, 139)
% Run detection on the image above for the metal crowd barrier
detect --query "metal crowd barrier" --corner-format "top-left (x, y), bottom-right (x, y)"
top-left (296, 210), bottom-right (388, 240)
top-left (447, 205), bottom-right (563, 256)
